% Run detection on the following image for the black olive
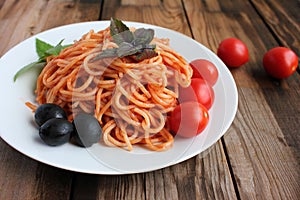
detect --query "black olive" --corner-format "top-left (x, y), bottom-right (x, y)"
top-left (39, 118), bottom-right (73, 146)
top-left (35, 103), bottom-right (67, 126)
top-left (72, 113), bottom-right (102, 147)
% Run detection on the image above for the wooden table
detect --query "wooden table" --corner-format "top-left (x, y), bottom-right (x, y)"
top-left (0, 0), bottom-right (299, 199)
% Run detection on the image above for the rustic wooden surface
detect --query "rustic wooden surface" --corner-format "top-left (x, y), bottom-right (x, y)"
top-left (0, 0), bottom-right (299, 199)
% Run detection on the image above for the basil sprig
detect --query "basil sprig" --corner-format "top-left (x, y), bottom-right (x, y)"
top-left (13, 38), bottom-right (70, 81)
top-left (94, 18), bottom-right (158, 61)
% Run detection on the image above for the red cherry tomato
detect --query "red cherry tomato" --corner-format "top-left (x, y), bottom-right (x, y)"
top-left (217, 38), bottom-right (249, 67)
top-left (170, 102), bottom-right (209, 138)
top-left (179, 78), bottom-right (214, 110)
top-left (190, 59), bottom-right (219, 86)
top-left (263, 47), bottom-right (298, 79)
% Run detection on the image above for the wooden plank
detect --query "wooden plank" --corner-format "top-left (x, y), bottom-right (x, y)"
top-left (261, 85), bottom-right (300, 162)
top-left (0, 0), bottom-right (102, 56)
top-left (184, 0), bottom-right (300, 199)
top-left (101, 0), bottom-right (191, 36)
top-left (72, 144), bottom-right (237, 200)
top-left (71, 174), bottom-right (100, 200)
top-left (97, 175), bottom-right (146, 200)
top-left (0, 0), bottom-right (45, 55)
top-left (251, 0), bottom-right (300, 162)
top-left (121, 0), bottom-right (160, 6)
top-left (145, 142), bottom-right (237, 200)
top-left (225, 87), bottom-right (300, 199)
top-left (0, 140), bottom-right (73, 199)
top-left (0, 0), bottom-right (102, 199)
top-left (251, 0), bottom-right (300, 55)
top-left (71, 173), bottom-right (146, 199)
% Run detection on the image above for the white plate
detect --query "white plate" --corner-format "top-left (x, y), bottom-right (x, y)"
top-left (0, 21), bottom-right (238, 174)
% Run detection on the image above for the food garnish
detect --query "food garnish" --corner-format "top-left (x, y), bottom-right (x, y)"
top-left (94, 18), bottom-right (157, 61)
top-left (13, 38), bottom-right (69, 81)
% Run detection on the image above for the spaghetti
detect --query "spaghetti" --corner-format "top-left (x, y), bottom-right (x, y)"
top-left (34, 26), bottom-right (192, 151)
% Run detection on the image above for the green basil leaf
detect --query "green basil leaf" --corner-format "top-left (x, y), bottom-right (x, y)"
top-left (13, 61), bottom-right (46, 82)
top-left (14, 39), bottom-right (70, 82)
top-left (94, 18), bottom-right (157, 62)
top-left (36, 38), bottom-right (54, 58)
top-left (45, 39), bottom-right (65, 56)
top-left (132, 49), bottom-right (158, 62)
top-left (112, 31), bottom-right (134, 45)
top-left (110, 18), bottom-right (134, 44)
top-left (110, 18), bottom-right (129, 35)
top-left (93, 48), bottom-right (118, 60)
top-left (133, 28), bottom-right (154, 46)
top-left (117, 42), bottom-right (141, 57)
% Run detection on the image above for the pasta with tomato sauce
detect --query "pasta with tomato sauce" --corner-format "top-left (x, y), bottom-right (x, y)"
top-left (33, 26), bottom-right (192, 151)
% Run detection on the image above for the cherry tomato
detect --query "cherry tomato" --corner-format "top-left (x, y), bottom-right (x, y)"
top-left (170, 102), bottom-right (209, 138)
top-left (190, 59), bottom-right (219, 86)
top-left (179, 78), bottom-right (214, 110)
top-left (263, 47), bottom-right (298, 79)
top-left (217, 38), bottom-right (249, 67)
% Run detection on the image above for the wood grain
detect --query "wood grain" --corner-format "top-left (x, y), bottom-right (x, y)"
top-left (251, 0), bottom-right (300, 55)
top-left (250, 0), bottom-right (300, 163)
top-left (121, 0), bottom-right (160, 6)
top-left (184, 0), bottom-right (300, 199)
top-left (145, 142), bottom-right (238, 200)
top-left (71, 174), bottom-right (146, 200)
top-left (0, 0), bottom-right (101, 56)
top-left (101, 0), bottom-right (191, 36)
top-left (0, 141), bottom-right (73, 200)
top-left (0, 0), bottom-right (46, 55)
top-left (226, 87), bottom-right (300, 199)
top-left (97, 175), bottom-right (145, 200)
